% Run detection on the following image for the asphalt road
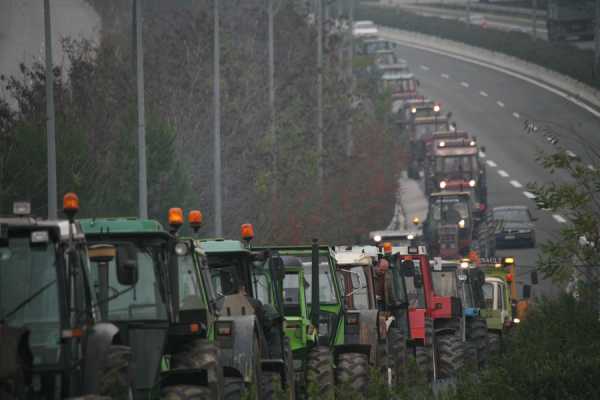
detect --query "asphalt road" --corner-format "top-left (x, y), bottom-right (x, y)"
top-left (0, 0), bottom-right (99, 99)
top-left (387, 42), bottom-right (600, 299)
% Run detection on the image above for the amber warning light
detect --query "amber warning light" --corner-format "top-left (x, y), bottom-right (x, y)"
top-left (168, 208), bottom-right (184, 228)
top-left (63, 192), bottom-right (80, 221)
top-left (241, 224), bottom-right (254, 241)
top-left (383, 242), bottom-right (393, 255)
top-left (188, 210), bottom-right (203, 231)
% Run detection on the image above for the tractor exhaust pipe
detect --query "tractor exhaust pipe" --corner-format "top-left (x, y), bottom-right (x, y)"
top-left (311, 238), bottom-right (320, 327)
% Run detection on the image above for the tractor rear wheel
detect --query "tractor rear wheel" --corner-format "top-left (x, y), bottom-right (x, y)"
top-left (414, 345), bottom-right (431, 381)
top-left (387, 327), bottom-right (407, 385)
top-left (98, 345), bottom-right (133, 400)
top-left (336, 352), bottom-right (369, 396)
top-left (436, 332), bottom-right (465, 379)
top-left (161, 385), bottom-right (212, 400)
top-left (261, 372), bottom-right (283, 400)
top-left (488, 331), bottom-right (501, 354)
top-left (306, 346), bottom-right (334, 398)
top-left (224, 377), bottom-right (245, 400)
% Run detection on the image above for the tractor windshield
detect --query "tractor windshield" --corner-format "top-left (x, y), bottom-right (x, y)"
top-left (432, 269), bottom-right (458, 297)
top-left (403, 258), bottom-right (426, 309)
top-left (0, 232), bottom-right (61, 365)
top-left (207, 254), bottom-right (246, 296)
top-left (436, 155), bottom-right (477, 178)
top-left (339, 266), bottom-right (370, 310)
top-left (482, 282), bottom-right (494, 309)
top-left (88, 240), bottom-right (169, 321)
top-left (303, 262), bottom-right (338, 304)
top-left (431, 198), bottom-right (470, 225)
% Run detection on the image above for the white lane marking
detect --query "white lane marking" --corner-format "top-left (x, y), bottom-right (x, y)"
top-left (486, 160), bottom-right (497, 167)
top-left (420, 65), bottom-right (430, 71)
top-left (553, 214), bottom-right (567, 224)
top-left (498, 170), bottom-right (510, 177)
top-left (480, 91), bottom-right (488, 97)
top-left (378, 31), bottom-right (600, 119)
top-left (461, 81), bottom-right (470, 88)
top-left (566, 150), bottom-right (577, 158)
top-left (523, 191), bottom-right (536, 199)
top-left (510, 180), bottom-right (523, 188)
top-left (512, 112), bottom-right (520, 119)
top-left (497, 101), bottom-right (505, 108)
top-left (588, 164), bottom-right (596, 171)
top-left (441, 73), bottom-right (450, 79)
top-left (479, 151), bottom-right (486, 158)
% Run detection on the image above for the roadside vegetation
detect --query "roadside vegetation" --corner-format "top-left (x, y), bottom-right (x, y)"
top-left (356, 6), bottom-right (600, 90)
top-left (0, 0), bottom-right (400, 244)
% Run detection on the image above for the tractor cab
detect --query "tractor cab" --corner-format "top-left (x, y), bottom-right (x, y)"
top-left (374, 50), bottom-right (403, 69)
top-left (360, 37), bottom-right (396, 55)
top-left (425, 192), bottom-right (474, 257)
top-left (380, 70), bottom-right (419, 100)
top-left (1, 197), bottom-right (131, 399)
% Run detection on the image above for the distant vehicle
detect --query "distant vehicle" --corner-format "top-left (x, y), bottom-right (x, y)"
top-left (374, 50), bottom-right (400, 68)
top-left (547, 0), bottom-right (594, 41)
top-left (379, 70), bottom-right (420, 100)
top-left (492, 205), bottom-right (537, 248)
top-left (468, 14), bottom-right (487, 28)
top-left (353, 20), bottom-right (378, 38)
top-left (359, 37), bottom-right (397, 55)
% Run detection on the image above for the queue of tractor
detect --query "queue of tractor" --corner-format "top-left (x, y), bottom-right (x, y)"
top-left (0, 30), bottom-right (538, 400)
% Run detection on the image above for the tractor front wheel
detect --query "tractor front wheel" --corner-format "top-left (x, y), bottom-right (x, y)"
top-left (98, 345), bottom-right (133, 400)
top-left (336, 352), bottom-right (369, 396)
top-left (470, 318), bottom-right (489, 367)
top-left (436, 332), bottom-right (465, 379)
top-left (306, 346), bottom-right (335, 398)
top-left (387, 327), bottom-right (408, 385)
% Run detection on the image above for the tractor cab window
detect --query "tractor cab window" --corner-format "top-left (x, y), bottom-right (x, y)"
top-left (432, 269), bottom-right (458, 297)
top-left (431, 198), bottom-right (469, 225)
top-left (482, 282), bottom-right (494, 310)
top-left (207, 254), bottom-right (245, 296)
top-left (0, 233), bottom-right (60, 365)
top-left (89, 241), bottom-right (168, 321)
top-left (176, 251), bottom-right (206, 311)
top-left (498, 282), bottom-right (507, 311)
top-left (252, 268), bottom-right (272, 305)
top-left (403, 258), bottom-right (426, 308)
top-left (436, 155), bottom-right (477, 178)
top-left (344, 266), bottom-right (370, 310)
top-left (303, 262), bottom-right (338, 304)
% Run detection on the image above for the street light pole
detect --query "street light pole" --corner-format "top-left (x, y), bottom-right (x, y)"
top-left (134, 0), bottom-right (148, 219)
top-left (346, 0), bottom-right (354, 157)
top-left (317, 0), bottom-right (324, 188)
top-left (595, 0), bottom-right (600, 78)
top-left (213, 0), bottom-right (223, 236)
top-left (532, 0), bottom-right (538, 41)
top-left (44, 0), bottom-right (57, 219)
top-left (268, 0), bottom-right (277, 190)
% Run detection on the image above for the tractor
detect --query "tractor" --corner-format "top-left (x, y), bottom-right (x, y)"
top-left (430, 259), bottom-right (488, 367)
top-left (479, 257), bottom-right (536, 352)
top-left (424, 192), bottom-right (474, 258)
top-left (199, 227), bottom-right (295, 400)
top-left (394, 245), bottom-right (465, 380)
top-left (80, 210), bottom-right (222, 399)
top-left (0, 195), bottom-right (132, 399)
top-left (259, 243), bottom-right (372, 396)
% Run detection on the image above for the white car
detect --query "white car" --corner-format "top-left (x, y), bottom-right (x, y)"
top-left (353, 20), bottom-right (378, 37)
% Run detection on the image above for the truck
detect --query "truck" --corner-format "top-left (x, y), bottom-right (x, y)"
top-left (1, 195), bottom-right (133, 400)
top-left (379, 69), bottom-right (420, 101)
top-left (547, 0), bottom-right (595, 41)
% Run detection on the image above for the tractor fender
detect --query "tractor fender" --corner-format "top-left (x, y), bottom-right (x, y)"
top-left (217, 315), bottom-right (261, 383)
top-left (82, 322), bottom-right (120, 394)
top-left (433, 318), bottom-right (460, 336)
top-left (333, 343), bottom-right (371, 360)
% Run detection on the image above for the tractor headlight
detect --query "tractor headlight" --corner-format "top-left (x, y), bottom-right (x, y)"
top-left (468, 179), bottom-right (476, 187)
top-left (458, 219), bottom-right (466, 229)
top-left (439, 181), bottom-right (447, 189)
top-left (513, 318), bottom-right (521, 324)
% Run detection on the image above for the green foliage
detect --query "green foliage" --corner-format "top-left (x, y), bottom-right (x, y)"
top-left (356, 6), bottom-right (600, 89)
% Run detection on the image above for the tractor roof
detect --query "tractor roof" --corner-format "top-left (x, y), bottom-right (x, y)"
top-left (198, 239), bottom-right (250, 254)
top-left (1, 217), bottom-right (85, 241)
top-left (334, 251), bottom-right (373, 266)
top-left (79, 218), bottom-right (168, 238)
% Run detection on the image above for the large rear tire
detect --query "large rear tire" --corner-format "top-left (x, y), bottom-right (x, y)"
top-left (224, 377), bottom-right (245, 400)
top-left (336, 352), bottom-right (369, 396)
top-left (436, 332), bottom-right (465, 379)
top-left (161, 385), bottom-right (212, 400)
top-left (261, 372), bottom-right (283, 400)
top-left (98, 345), bottom-right (133, 400)
top-left (387, 327), bottom-right (407, 385)
top-left (306, 346), bottom-right (334, 398)
top-left (488, 331), bottom-right (501, 354)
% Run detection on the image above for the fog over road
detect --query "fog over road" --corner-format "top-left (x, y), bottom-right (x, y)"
top-left (0, 0), bottom-right (100, 95)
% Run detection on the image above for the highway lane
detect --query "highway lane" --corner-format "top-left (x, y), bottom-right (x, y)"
top-left (389, 42), bottom-right (600, 298)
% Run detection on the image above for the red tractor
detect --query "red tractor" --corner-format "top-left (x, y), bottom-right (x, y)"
top-left (390, 245), bottom-right (465, 381)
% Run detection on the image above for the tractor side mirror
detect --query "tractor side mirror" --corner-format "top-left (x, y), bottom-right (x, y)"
top-left (116, 243), bottom-right (138, 286)
top-left (530, 271), bottom-right (539, 285)
top-left (270, 254), bottom-right (286, 282)
top-left (522, 284), bottom-right (532, 299)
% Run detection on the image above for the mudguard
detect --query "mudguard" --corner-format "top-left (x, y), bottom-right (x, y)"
top-left (216, 315), bottom-right (260, 383)
top-left (82, 322), bottom-right (120, 394)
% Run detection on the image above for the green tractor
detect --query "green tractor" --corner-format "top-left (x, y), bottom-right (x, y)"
top-left (199, 226), bottom-right (294, 400)
top-left (0, 195), bottom-right (133, 399)
top-left (259, 243), bottom-right (372, 396)
top-left (80, 211), bottom-right (222, 400)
